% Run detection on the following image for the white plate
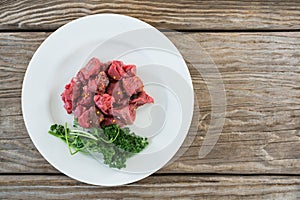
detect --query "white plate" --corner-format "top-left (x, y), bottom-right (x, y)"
top-left (22, 14), bottom-right (193, 186)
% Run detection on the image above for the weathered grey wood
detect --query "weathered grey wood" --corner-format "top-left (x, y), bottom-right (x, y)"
top-left (0, 32), bottom-right (300, 174)
top-left (1, 0), bottom-right (300, 30)
top-left (1, 175), bottom-right (300, 199)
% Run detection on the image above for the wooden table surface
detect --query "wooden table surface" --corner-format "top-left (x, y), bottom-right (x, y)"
top-left (1, 1), bottom-right (300, 199)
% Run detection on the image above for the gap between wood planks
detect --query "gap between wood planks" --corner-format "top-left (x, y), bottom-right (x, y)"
top-left (1, 173), bottom-right (300, 177)
top-left (1, 29), bottom-right (300, 33)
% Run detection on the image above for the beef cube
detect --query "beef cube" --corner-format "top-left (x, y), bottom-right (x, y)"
top-left (106, 81), bottom-right (126, 104)
top-left (94, 94), bottom-right (115, 115)
top-left (74, 105), bottom-right (87, 119)
top-left (78, 106), bottom-right (101, 128)
top-left (87, 71), bottom-right (109, 94)
top-left (112, 104), bottom-right (136, 125)
top-left (101, 117), bottom-right (125, 127)
top-left (63, 100), bottom-right (72, 114)
top-left (95, 71), bottom-right (109, 93)
top-left (103, 61), bottom-right (112, 72)
top-left (76, 70), bottom-right (87, 85)
top-left (80, 57), bottom-right (103, 80)
top-left (87, 79), bottom-right (98, 93)
top-left (77, 86), bottom-right (93, 107)
top-left (123, 64), bottom-right (136, 77)
top-left (107, 60), bottom-right (125, 80)
top-left (122, 76), bottom-right (143, 97)
top-left (72, 77), bottom-right (82, 104)
top-left (130, 91), bottom-right (154, 107)
top-left (61, 78), bottom-right (75, 114)
top-left (114, 98), bottom-right (129, 108)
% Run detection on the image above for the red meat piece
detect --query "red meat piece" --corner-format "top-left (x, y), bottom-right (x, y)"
top-left (76, 70), bottom-right (87, 85)
top-left (96, 71), bottom-right (109, 93)
top-left (87, 79), bottom-right (97, 93)
top-left (103, 61), bottom-right (112, 72)
top-left (63, 100), bottom-right (72, 114)
top-left (130, 91), bottom-right (154, 107)
top-left (94, 94), bottom-right (115, 115)
top-left (106, 81), bottom-right (126, 104)
top-left (78, 106), bottom-right (102, 128)
top-left (112, 104), bottom-right (136, 125)
top-left (72, 77), bottom-right (82, 104)
top-left (115, 98), bottom-right (130, 108)
top-left (74, 105), bottom-right (87, 119)
top-left (107, 60), bottom-right (125, 80)
top-left (122, 76), bottom-right (143, 97)
top-left (61, 78), bottom-right (76, 114)
top-left (87, 71), bottom-right (109, 94)
top-left (123, 64), bottom-right (136, 77)
top-left (101, 117), bottom-right (125, 127)
top-left (77, 86), bottom-right (93, 107)
top-left (80, 58), bottom-right (103, 80)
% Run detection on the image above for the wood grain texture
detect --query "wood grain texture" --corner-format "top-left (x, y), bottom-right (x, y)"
top-left (1, 0), bottom-right (300, 30)
top-left (1, 175), bottom-right (300, 199)
top-left (0, 32), bottom-right (300, 174)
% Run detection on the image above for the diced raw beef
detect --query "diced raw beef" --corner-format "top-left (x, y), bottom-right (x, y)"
top-left (112, 104), bottom-right (136, 125)
top-left (80, 58), bottom-right (103, 80)
top-left (77, 86), bottom-right (93, 107)
top-left (78, 106), bottom-right (101, 128)
top-left (115, 98), bottom-right (129, 108)
top-left (72, 77), bottom-right (82, 103)
top-left (94, 94), bottom-right (115, 115)
top-left (123, 64), bottom-right (136, 77)
top-left (74, 105), bottom-right (87, 119)
top-left (62, 58), bottom-right (154, 128)
top-left (101, 117), bottom-right (125, 127)
top-left (63, 100), bottom-right (72, 114)
top-left (106, 81), bottom-right (126, 104)
top-left (130, 91), bottom-right (154, 107)
top-left (87, 79), bottom-right (98, 93)
top-left (103, 61), bottom-right (112, 72)
top-left (76, 70), bottom-right (87, 85)
top-left (87, 71), bottom-right (109, 94)
top-left (122, 76), bottom-right (143, 97)
top-left (107, 60), bottom-right (125, 80)
top-left (95, 71), bottom-right (109, 93)
top-left (61, 78), bottom-right (75, 114)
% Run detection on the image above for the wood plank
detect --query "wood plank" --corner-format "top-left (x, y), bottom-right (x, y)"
top-left (1, 0), bottom-right (300, 30)
top-left (1, 175), bottom-right (300, 199)
top-left (0, 32), bottom-right (299, 174)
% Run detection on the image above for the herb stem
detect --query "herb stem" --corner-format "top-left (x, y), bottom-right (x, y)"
top-left (108, 128), bottom-right (120, 143)
top-left (64, 122), bottom-right (74, 155)
top-left (70, 128), bottom-right (120, 144)
top-left (69, 130), bottom-right (98, 141)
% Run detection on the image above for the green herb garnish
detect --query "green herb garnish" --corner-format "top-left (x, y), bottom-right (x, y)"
top-left (48, 123), bottom-right (149, 169)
